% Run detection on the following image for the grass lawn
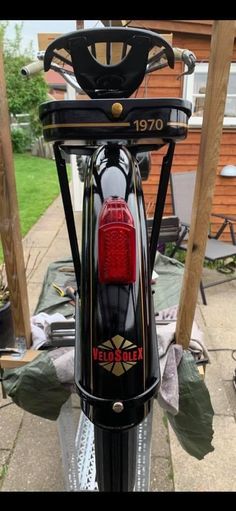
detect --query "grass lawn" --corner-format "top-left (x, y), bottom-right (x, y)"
top-left (0, 153), bottom-right (71, 262)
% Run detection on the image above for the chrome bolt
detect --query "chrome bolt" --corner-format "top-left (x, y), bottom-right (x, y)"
top-left (112, 401), bottom-right (124, 413)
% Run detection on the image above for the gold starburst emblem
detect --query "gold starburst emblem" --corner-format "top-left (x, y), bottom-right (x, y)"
top-left (93, 334), bottom-right (143, 376)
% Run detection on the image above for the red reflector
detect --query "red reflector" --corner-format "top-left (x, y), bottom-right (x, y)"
top-left (98, 198), bottom-right (136, 284)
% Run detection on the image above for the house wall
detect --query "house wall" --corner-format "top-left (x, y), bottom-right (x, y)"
top-left (137, 28), bottom-right (236, 241)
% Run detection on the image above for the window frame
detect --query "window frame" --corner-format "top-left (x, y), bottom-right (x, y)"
top-left (183, 62), bottom-right (236, 127)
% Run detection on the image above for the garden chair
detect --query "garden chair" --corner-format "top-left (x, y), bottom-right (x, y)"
top-left (170, 170), bottom-right (236, 304)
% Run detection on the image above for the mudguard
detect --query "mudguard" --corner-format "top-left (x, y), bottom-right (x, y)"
top-left (75, 144), bottom-right (160, 428)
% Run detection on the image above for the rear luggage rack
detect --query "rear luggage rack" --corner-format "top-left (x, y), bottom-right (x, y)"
top-left (39, 98), bottom-right (191, 148)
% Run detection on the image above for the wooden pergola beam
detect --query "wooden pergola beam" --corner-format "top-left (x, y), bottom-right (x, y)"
top-left (175, 20), bottom-right (236, 348)
top-left (128, 19), bottom-right (236, 36)
top-left (0, 44), bottom-right (31, 348)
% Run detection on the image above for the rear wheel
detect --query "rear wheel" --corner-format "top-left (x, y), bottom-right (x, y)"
top-left (94, 425), bottom-right (138, 492)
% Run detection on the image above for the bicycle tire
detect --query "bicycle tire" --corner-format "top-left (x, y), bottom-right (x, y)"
top-left (94, 424), bottom-right (137, 492)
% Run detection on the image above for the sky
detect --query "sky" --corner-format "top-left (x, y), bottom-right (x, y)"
top-left (4, 20), bottom-right (102, 55)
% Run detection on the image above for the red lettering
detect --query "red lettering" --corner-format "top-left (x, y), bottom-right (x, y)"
top-left (138, 348), bottom-right (143, 360)
top-left (115, 349), bottom-right (122, 362)
top-left (108, 351), bottom-right (114, 362)
top-left (121, 350), bottom-right (138, 362)
top-left (98, 351), bottom-right (104, 361)
top-left (93, 346), bottom-right (143, 364)
top-left (93, 348), bottom-right (99, 360)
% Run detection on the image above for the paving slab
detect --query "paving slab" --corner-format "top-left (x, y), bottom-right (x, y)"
top-left (202, 351), bottom-right (233, 415)
top-left (56, 224), bottom-right (73, 240)
top-left (150, 456), bottom-right (174, 492)
top-left (0, 389), bottom-right (12, 407)
top-left (150, 401), bottom-right (174, 492)
top-left (223, 381), bottom-right (236, 417)
top-left (0, 450), bottom-right (11, 490)
top-left (22, 246), bottom-right (48, 269)
top-left (0, 403), bottom-right (24, 451)
top-left (27, 282), bottom-right (44, 315)
top-left (206, 329), bottom-right (236, 380)
top-left (151, 401), bottom-right (171, 459)
top-left (0, 451), bottom-right (11, 471)
top-left (169, 414), bottom-right (236, 492)
top-left (32, 217), bottom-right (65, 232)
top-left (45, 241), bottom-right (71, 263)
top-left (24, 231), bottom-right (59, 249)
top-left (1, 412), bottom-right (64, 492)
top-left (28, 265), bottom-right (52, 285)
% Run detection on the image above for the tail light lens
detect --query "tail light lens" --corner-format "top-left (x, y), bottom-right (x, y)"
top-left (98, 197), bottom-right (136, 284)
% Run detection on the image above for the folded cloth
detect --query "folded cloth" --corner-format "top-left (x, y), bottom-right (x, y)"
top-left (31, 312), bottom-right (75, 349)
top-left (156, 318), bottom-right (210, 415)
top-left (48, 347), bottom-right (74, 385)
top-left (155, 304), bottom-right (178, 322)
top-left (156, 305), bottom-right (210, 361)
top-left (157, 323), bottom-right (183, 415)
top-left (188, 322), bottom-right (210, 362)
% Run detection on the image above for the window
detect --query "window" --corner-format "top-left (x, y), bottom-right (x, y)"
top-left (184, 63), bottom-right (236, 127)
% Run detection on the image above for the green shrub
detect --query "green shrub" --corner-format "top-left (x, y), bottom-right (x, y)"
top-left (11, 127), bottom-right (30, 153)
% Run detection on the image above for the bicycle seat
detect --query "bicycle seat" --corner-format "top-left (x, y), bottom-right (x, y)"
top-left (44, 27), bottom-right (175, 99)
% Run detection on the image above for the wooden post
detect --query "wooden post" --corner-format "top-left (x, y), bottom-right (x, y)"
top-left (101, 20), bottom-right (124, 26)
top-left (0, 44), bottom-right (31, 347)
top-left (175, 20), bottom-right (236, 348)
top-left (76, 20), bottom-right (84, 30)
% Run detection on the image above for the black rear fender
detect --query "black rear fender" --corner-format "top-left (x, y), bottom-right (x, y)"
top-left (75, 145), bottom-right (159, 428)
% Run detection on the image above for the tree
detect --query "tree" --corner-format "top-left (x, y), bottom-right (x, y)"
top-left (0, 21), bottom-right (48, 137)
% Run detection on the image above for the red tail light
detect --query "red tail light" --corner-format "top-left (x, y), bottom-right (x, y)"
top-left (98, 197), bottom-right (136, 284)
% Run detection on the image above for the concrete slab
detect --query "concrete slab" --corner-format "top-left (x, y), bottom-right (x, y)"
top-left (0, 450), bottom-right (10, 486)
top-left (24, 231), bottom-right (58, 249)
top-left (151, 401), bottom-right (171, 458)
top-left (27, 282), bottom-right (44, 315)
top-left (0, 403), bottom-right (24, 450)
top-left (223, 381), bottom-right (236, 416)
top-left (28, 265), bottom-right (51, 285)
top-left (32, 217), bottom-right (64, 232)
top-left (205, 353), bottom-right (233, 416)
top-left (45, 238), bottom-right (71, 260)
top-left (149, 401), bottom-right (174, 492)
top-left (202, 266), bottom-right (236, 284)
top-left (0, 388), bottom-right (12, 407)
top-left (199, 283), bottom-right (236, 330)
top-left (207, 329), bottom-right (236, 380)
top-left (150, 456), bottom-right (174, 492)
top-left (1, 412), bottom-right (64, 492)
top-left (23, 248), bottom-right (48, 276)
top-left (56, 225), bottom-right (72, 240)
top-left (169, 415), bottom-right (236, 492)
top-left (204, 352), bottom-right (233, 416)
top-left (201, 307), bottom-right (236, 330)
top-left (0, 450), bottom-right (10, 468)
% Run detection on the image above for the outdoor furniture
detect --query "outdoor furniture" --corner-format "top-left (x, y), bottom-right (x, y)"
top-left (170, 170), bottom-right (236, 304)
top-left (147, 216), bottom-right (180, 251)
